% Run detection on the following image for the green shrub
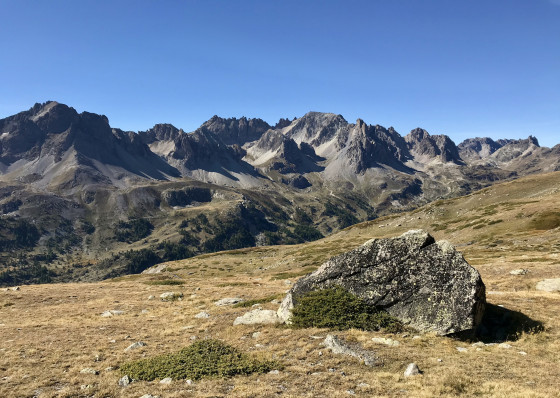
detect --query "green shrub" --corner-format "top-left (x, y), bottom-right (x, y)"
top-left (120, 339), bottom-right (281, 381)
top-left (290, 286), bottom-right (403, 332)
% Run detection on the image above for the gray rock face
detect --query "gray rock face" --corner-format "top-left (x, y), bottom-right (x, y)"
top-left (278, 230), bottom-right (485, 335)
top-left (404, 363), bottom-right (420, 377)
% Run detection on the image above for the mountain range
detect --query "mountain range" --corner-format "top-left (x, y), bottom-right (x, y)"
top-left (0, 101), bottom-right (558, 285)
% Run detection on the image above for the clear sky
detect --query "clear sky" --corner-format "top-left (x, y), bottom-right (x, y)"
top-left (1, 0), bottom-right (559, 146)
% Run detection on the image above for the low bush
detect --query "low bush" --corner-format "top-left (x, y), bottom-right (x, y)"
top-left (290, 286), bottom-right (403, 332)
top-left (120, 339), bottom-right (281, 381)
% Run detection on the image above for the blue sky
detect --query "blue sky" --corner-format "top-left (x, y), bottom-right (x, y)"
top-left (1, 0), bottom-right (559, 146)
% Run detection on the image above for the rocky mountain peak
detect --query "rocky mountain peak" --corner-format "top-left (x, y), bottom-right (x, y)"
top-left (405, 128), bottom-right (462, 164)
top-left (199, 115), bottom-right (271, 146)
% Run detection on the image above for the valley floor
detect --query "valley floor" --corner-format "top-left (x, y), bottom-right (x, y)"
top-left (2, 172), bottom-right (560, 397)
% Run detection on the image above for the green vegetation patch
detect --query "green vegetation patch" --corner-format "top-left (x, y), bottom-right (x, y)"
top-left (233, 294), bottom-right (282, 308)
top-left (290, 286), bottom-right (403, 333)
top-left (120, 339), bottom-right (281, 381)
top-left (143, 279), bottom-right (185, 286)
top-left (529, 211), bottom-right (560, 230)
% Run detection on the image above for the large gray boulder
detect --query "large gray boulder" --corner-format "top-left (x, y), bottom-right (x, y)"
top-left (278, 230), bottom-right (485, 335)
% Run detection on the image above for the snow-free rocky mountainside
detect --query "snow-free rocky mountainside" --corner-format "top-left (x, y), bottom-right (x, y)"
top-left (0, 101), bottom-right (559, 285)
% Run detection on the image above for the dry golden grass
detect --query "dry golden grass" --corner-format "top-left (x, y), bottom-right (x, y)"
top-left (2, 172), bottom-right (560, 397)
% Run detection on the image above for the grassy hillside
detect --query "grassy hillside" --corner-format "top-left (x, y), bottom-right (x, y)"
top-left (1, 172), bottom-right (559, 397)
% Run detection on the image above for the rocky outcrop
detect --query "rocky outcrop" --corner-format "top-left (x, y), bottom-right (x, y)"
top-left (405, 128), bottom-right (462, 164)
top-left (278, 230), bottom-right (486, 335)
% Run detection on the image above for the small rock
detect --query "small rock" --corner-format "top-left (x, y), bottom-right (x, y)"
top-left (371, 337), bottom-right (400, 346)
top-left (346, 390), bottom-right (356, 395)
top-left (141, 309), bottom-right (149, 314)
top-left (536, 278), bottom-right (560, 292)
top-left (139, 395), bottom-right (160, 398)
top-left (194, 311), bottom-right (210, 319)
top-left (404, 363), bottom-right (420, 377)
top-left (269, 370), bottom-right (280, 375)
top-left (160, 377), bottom-right (172, 384)
top-left (510, 269), bottom-right (528, 276)
top-left (118, 375), bottom-right (131, 386)
top-left (148, 295), bottom-right (155, 300)
top-left (80, 384), bottom-right (93, 390)
top-left (10, 286), bottom-right (20, 291)
top-left (160, 292), bottom-right (183, 301)
top-left (324, 334), bottom-right (377, 366)
top-left (518, 351), bottom-right (527, 356)
top-left (498, 343), bottom-right (512, 349)
top-left (252, 332), bottom-right (261, 339)
top-left (471, 342), bottom-right (485, 348)
top-left (80, 368), bottom-right (99, 375)
top-left (186, 379), bottom-right (194, 385)
top-left (456, 347), bottom-right (468, 353)
top-left (412, 335), bottom-right (422, 340)
top-left (233, 309), bottom-right (280, 325)
top-left (214, 297), bottom-right (244, 306)
top-left (105, 367), bottom-right (115, 372)
top-left (124, 341), bottom-right (147, 352)
top-left (437, 358), bottom-right (443, 362)
top-left (357, 382), bottom-right (370, 388)
top-left (101, 310), bottom-right (124, 317)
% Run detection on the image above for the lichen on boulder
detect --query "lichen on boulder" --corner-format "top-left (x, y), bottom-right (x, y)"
top-left (278, 230), bottom-right (486, 335)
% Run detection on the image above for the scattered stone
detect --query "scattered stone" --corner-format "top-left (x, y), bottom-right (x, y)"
top-left (142, 263), bottom-right (167, 274)
top-left (148, 295), bottom-right (155, 300)
top-left (233, 309), bottom-right (280, 325)
top-left (160, 377), bottom-right (172, 384)
top-left (471, 342), bottom-right (485, 348)
top-left (105, 367), bottom-right (115, 372)
top-left (118, 375), bottom-right (131, 386)
top-left (404, 363), bottom-right (421, 377)
top-left (518, 351), bottom-right (527, 356)
top-left (371, 337), bottom-right (400, 346)
top-left (80, 368), bottom-right (99, 375)
top-left (437, 358), bottom-right (443, 362)
top-left (160, 292), bottom-right (183, 301)
top-left (269, 370), bottom-right (280, 375)
top-left (412, 335), bottom-right (422, 340)
top-left (346, 389), bottom-right (356, 395)
top-left (510, 269), bottom-right (528, 276)
top-left (278, 230), bottom-right (486, 335)
top-left (10, 286), bottom-right (20, 291)
top-left (252, 332), bottom-right (261, 339)
top-left (101, 310), bottom-right (124, 317)
top-left (323, 334), bottom-right (377, 366)
top-left (498, 343), bottom-right (512, 349)
top-left (139, 395), bottom-right (160, 398)
top-left (80, 384), bottom-right (93, 390)
top-left (186, 379), bottom-right (194, 385)
top-left (357, 383), bottom-right (370, 388)
top-left (215, 297), bottom-right (244, 306)
top-left (194, 311), bottom-right (210, 319)
top-left (536, 278), bottom-right (560, 292)
top-left (141, 309), bottom-right (149, 314)
top-left (124, 342), bottom-right (147, 352)
top-left (456, 347), bottom-right (468, 353)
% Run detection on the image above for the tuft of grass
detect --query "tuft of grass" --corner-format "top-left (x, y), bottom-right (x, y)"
top-left (119, 339), bottom-right (281, 381)
top-left (271, 268), bottom-right (315, 280)
top-left (290, 286), bottom-right (403, 333)
top-left (143, 280), bottom-right (185, 286)
top-left (233, 294), bottom-right (282, 308)
top-left (530, 212), bottom-right (560, 230)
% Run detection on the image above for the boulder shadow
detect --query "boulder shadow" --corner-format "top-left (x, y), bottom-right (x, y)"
top-left (454, 303), bottom-right (544, 343)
